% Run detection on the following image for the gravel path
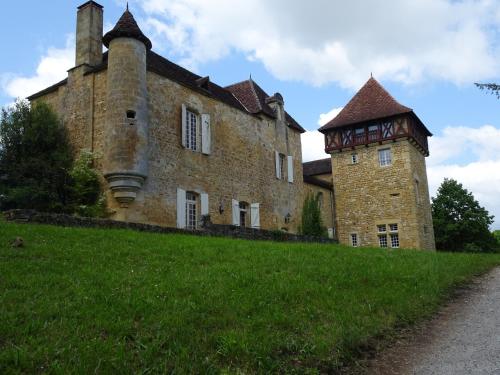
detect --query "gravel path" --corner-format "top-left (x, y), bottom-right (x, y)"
top-left (367, 267), bottom-right (500, 375)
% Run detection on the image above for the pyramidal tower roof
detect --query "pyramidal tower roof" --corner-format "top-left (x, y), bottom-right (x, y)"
top-left (102, 6), bottom-right (152, 50)
top-left (319, 77), bottom-right (413, 132)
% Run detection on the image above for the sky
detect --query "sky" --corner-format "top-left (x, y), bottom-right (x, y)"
top-left (1, 0), bottom-right (499, 229)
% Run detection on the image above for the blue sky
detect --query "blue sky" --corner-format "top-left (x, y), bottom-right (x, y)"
top-left (1, 0), bottom-right (499, 228)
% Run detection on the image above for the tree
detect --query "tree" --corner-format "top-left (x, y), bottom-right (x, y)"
top-left (432, 178), bottom-right (498, 252)
top-left (475, 83), bottom-right (500, 98)
top-left (0, 100), bottom-right (104, 215)
top-left (0, 100), bottom-right (73, 212)
top-left (301, 193), bottom-right (325, 237)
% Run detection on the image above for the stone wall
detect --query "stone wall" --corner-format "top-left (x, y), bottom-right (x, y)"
top-left (4, 210), bottom-right (336, 244)
top-left (331, 137), bottom-right (435, 250)
top-left (31, 65), bottom-right (305, 233)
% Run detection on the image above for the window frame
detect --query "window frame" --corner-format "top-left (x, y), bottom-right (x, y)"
top-left (351, 233), bottom-right (359, 247)
top-left (185, 191), bottom-right (198, 230)
top-left (185, 109), bottom-right (199, 151)
top-left (279, 153), bottom-right (286, 181)
top-left (378, 148), bottom-right (392, 167)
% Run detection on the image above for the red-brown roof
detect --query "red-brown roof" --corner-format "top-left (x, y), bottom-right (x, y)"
top-left (319, 77), bottom-right (413, 132)
top-left (103, 9), bottom-right (152, 50)
top-left (226, 79), bottom-right (305, 133)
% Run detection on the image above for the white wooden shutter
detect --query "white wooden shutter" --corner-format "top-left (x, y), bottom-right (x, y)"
top-left (181, 104), bottom-right (187, 148)
top-left (201, 114), bottom-right (211, 155)
top-left (251, 203), bottom-right (260, 229)
top-left (287, 155), bottom-right (294, 183)
top-left (176, 188), bottom-right (186, 228)
top-left (232, 199), bottom-right (240, 226)
top-left (275, 151), bottom-right (281, 179)
top-left (201, 193), bottom-right (209, 215)
top-left (327, 228), bottom-right (334, 239)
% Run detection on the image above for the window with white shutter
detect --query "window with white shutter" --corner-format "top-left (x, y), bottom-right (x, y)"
top-left (287, 155), bottom-right (294, 183)
top-left (176, 188), bottom-right (186, 229)
top-left (201, 114), bottom-right (211, 155)
top-left (250, 203), bottom-right (260, 229)
top-left (201, 193), bottom-right (209, 216)
top-left (275, 151), bottom-right (281, 179)
top-left (181, 104), bottom-right (187, 148)
top-left (232, 199), bottom-right (240, 226)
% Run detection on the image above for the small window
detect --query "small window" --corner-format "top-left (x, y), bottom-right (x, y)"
top-left (351, 153), bottom-right (358, 164)
top-left (389, 223), bottom-right (398, 232)
top-left (377, 224), bottom-right (387, 233)
top-left (390, 233), bottom-right (400, 248)
top-left (126, 110), bottom-right (136, 119)
top-left (186, 110), bottom-right (198, 151)
top-left (351, 233), bottom-right (358, 247)
top-left (379, 234), bottom-right (388, 248)
top-left (415, 179), bottom-right (421, 204)
top-left (185, 192), bottom-right (198, 230)
top-left (279, 153), bottom-right (286, 180)
top-left (378, 148), bottom-right (392, 167)
top-left (317, 192), bottom-right (324, 209)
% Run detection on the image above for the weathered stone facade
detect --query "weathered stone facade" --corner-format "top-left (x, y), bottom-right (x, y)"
top-left (29, 2), bottom-right (435, 249)
top-left (30, 1), bottom-right (305, 233)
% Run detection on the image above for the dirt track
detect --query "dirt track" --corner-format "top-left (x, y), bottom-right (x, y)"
top-left (366, 267), bottom-right (500, 375)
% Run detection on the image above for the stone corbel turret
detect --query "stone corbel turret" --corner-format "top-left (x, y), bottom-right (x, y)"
top-left (101, 6), bottom-right (152, 207)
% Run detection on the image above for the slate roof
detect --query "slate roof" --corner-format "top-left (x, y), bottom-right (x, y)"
top-left (28, 7), bottom-right (304, 133)
top-left (319, 77), bottom-right (413, 132)
top-left (226, 79), bottom-right (305, 133)
top-left (302, 158), bottom-right (332, 177)
top-left (103, 9), bottom-right (152, 50)
top-left (77, 1), bottom-right (103, 10)
top-left (303, 175), bottom-right (333, 190)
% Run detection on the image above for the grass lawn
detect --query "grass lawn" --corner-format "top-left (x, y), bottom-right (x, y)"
top-left (1, 221), bottom-right (499, 374)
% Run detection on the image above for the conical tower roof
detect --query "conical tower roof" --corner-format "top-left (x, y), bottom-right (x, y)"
top-left (319, 77), bottom-right (413, 131)
top-left (103, 7), bottom-right (152, 50)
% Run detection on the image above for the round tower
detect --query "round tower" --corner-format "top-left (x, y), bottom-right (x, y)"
top-left (102, 7), bottom-right (152, 206)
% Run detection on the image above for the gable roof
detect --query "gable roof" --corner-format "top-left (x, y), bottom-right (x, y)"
top-left (319, 77), bottom-right (413, 132)
top-left (302, 158), bottom-right (332, 176)
top-left (102, 9), bottom-right (152, 50)
top-left (226, 79), bottom-right (305, 133)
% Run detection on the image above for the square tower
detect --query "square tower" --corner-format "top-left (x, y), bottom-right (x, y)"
top-left (319, 78), bottom-right (435, 250)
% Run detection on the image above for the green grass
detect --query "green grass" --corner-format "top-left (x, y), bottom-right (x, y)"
top-left (1, 222), bottom-right (499, 374)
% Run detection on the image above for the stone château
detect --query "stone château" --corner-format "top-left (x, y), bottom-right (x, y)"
top-left (28, 1), bottom-right (435, 250)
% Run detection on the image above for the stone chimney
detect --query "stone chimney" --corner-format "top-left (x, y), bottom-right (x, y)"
top-left (266, 93), bottom-right (285, 122)
top-left (75, 1), bottom-right (104, 67)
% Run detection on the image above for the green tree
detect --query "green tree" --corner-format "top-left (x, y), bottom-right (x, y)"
top-left (494, 230), bottom-right (500, 244)
top-left (0, 100), bottom-right (104, 216)
top-left (432, 178), bottom-right (498, 252)
top-left (0, 100), bottom-right (73, 212)
top-left (301, 193), bottom-right (325, 237)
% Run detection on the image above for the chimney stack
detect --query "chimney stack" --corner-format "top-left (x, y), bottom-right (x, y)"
top-left (75, 1), bottom-right (104, 67)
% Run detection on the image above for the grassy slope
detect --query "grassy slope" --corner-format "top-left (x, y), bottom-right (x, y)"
top-left (1, 222), bottom-right (499, 374)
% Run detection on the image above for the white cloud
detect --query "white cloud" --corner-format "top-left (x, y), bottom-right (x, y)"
top-left (427, 124), bottom-right (500, 229)
top-left (318, 107), bottom-right (343, 127)
top-left (2, 35), bottom-right (74, 100)
top-left (301, 131), bottom-right (328, 162)
top-left (137, 0), bottom-right (500, 88)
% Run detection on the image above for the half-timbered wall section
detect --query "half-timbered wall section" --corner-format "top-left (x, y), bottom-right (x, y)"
top-left (324, 115), bottom-right (429, 156)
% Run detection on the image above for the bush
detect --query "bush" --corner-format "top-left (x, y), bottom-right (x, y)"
top-left (301, 193), bottom-right (326, 237)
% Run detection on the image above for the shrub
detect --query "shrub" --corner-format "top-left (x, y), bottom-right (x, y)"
top-left (301, 193), bottom-right (326, 237)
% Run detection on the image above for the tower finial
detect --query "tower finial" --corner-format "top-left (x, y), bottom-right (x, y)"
top-left (370, 72), bottom-right (373, 78)
top-left (126, 2), bottom-right (129, 11)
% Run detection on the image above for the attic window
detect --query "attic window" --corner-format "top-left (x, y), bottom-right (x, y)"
top-left (126, 110), bottom-right (136, 120)
top-left (196, 76), bottom-right (210, 91)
